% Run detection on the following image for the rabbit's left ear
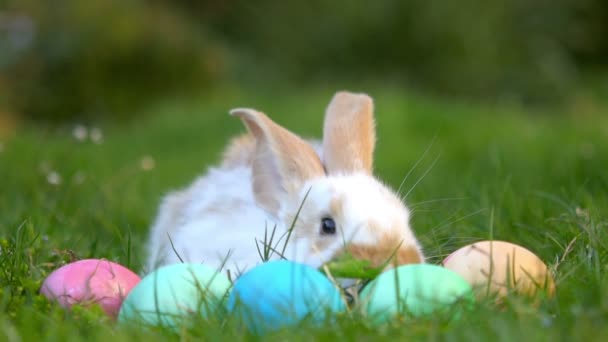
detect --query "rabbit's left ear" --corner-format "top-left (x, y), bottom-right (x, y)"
top-left (322, 91), bottom-right (376, 175)
top-left (231, 108), bottom-right (325, 214)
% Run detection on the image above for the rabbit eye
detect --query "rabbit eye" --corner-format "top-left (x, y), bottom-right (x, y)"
top-left (320, 217), bottom-right (336, 235)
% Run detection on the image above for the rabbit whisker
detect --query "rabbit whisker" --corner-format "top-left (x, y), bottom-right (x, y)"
top-left (396, 135), bottom-right (437, 195)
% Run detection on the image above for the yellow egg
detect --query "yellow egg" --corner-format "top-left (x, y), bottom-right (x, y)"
top-left (442, 240), bottom-right (555, 298)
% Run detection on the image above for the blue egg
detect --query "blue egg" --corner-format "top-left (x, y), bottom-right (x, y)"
top-left (227, 260), bottom-right (345, 333)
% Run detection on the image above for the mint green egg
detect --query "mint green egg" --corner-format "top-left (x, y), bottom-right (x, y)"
top-left (118, 263), bottom-right (231, 327)
top-left (360, 264), bottom-right (474, 324)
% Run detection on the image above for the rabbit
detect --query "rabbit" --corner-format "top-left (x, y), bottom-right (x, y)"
top-left (145, 91), bottom-right (425, 279)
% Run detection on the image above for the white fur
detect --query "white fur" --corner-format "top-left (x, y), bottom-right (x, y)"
top-left (147, 166), bottom-right (281, 276)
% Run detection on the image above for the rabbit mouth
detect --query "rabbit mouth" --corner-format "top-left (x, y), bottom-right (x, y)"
top-left (347, 242), bottom-right (423, 266)
top-left (319, 242), bottom-right (423, 282)
top-left (320, 251), bottom-right (387, 281)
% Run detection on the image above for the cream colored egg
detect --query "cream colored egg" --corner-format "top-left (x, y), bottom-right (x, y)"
top-left (442, 240), bottom-right (555, 298)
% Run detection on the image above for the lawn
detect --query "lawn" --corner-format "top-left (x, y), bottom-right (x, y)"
top-left (1, 85), bottom-right (607, 341)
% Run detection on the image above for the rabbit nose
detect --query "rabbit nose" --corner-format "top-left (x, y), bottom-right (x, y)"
top-left (346, 243), bottom-right (396, 269)
top-left (347, 243), bottom-right (423, 268)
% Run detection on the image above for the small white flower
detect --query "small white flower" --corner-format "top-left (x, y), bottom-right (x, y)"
top-left (140, 156), bottom-right (156, 171)
top-left (90, 127), bottom-right (104, 144)
top-left (72, 125), bottom-right (88, 142)
top-left (47, 171), bottom-right (62, 185)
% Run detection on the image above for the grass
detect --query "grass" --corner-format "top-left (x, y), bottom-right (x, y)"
top-left (1, 84), bottom-right (607, 340)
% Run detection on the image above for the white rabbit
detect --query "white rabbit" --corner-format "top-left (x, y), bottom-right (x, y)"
top-left (145, 91), bottom-right (425, 278)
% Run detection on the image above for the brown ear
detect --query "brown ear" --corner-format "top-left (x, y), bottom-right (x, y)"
top-left (230, 108), bottom-right (325, 214)
top-left (322, 91), bottom-right (375, 174)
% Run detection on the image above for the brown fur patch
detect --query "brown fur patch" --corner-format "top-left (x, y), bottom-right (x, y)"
top-left (323, 91), bottom-right (375, 174)
top-left (221, 133), bottom-right (256, 168)
top-left (330, 195), bottom-right (345, 219)
top-left (366, 219), bottom-right (384, 235)
top-left (347, 234), bottom-right (422, 268)
top-left (396, 245), bottom-right (423, 264)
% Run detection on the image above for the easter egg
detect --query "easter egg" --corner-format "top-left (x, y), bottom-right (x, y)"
top-left (227, 260), bottom-right (345, 333)
top-left (40, 259), bottom-right (140, 318)
top-left (360, 264), bottom-right (474, 324)
top-left (118, 263), bottom-right (231, 327)
top-left (442, 240), bottom-right (555, 298)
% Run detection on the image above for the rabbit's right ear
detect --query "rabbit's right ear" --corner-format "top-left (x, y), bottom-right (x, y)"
top-left (322, 91), bottom-right (376, 175)
top-left (230, 108), bottom-right (325, 214)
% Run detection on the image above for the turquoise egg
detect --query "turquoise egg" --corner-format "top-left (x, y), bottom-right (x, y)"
top-left (118, 263), bottom-right (231, 327)
top-left (360, 264), bottom-right (474, 324)
top-left (227, 260), bottom-right (345, 333)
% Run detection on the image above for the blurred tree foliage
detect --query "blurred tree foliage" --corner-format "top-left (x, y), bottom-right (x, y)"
top-left (1, 0), bottom-right (607, 121)
top-left (0, 0), bottom-right (226, 121)
top-left (179, 0), bottom-right (606, 101)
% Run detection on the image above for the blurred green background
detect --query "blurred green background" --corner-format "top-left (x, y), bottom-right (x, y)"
top-left (1, 0), bottom-right (607, 127)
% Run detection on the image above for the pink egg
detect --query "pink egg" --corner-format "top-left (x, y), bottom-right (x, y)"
top-left (41, 259), bottom-right (140, 318)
